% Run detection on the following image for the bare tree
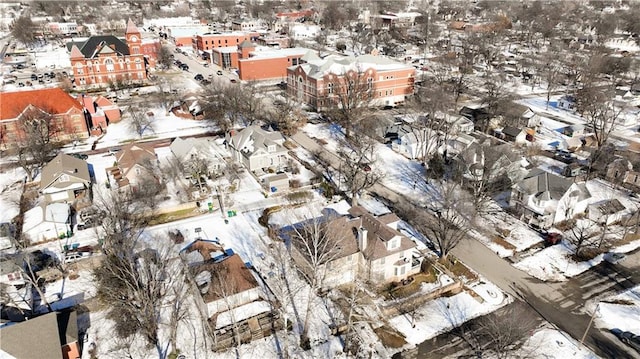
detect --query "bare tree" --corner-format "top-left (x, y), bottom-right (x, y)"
top-left (415, 183), bottom-right (473, 261)
top-left (13, 108), bottom-right (60, 182)
top-left (156, 45), bottom-right (173, 70)
top-left (285, 212), bottom-right (345, 349)
top-left (128, 106), bottom-right (155, 138)
top-left (322, 65), bottom-right (374, 138)
top-left (566, 219), bottom-right (598, 259)
top-left (268, 95), bottom-right (305, 136)
top-left (93, 190), bottom-right (186, 358)
top-left (153, 80), bottom-right (179, 115)
top-left (337, 130), bottom-right (384, 207)
top-left (200, 81), bottom-right (264, 132)
top-left (479, 73), bottom-right (515, 133)
top-left (11, 15), bottom-right (36, 47)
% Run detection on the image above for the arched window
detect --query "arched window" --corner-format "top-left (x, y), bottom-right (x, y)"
top-left (105, 58), bottom-right (115, 72)
top-left (367, 77), bottom-right (373, 90)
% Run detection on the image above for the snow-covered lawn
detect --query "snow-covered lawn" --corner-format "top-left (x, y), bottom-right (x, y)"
top-left (389, 281), bottom-right (510, 346)
top-left (595, 284), bottom-right (640, 334)
top-left (518, 328), bottom-right (598, 359)
top-left (0, 166), bottom-right (25, 224)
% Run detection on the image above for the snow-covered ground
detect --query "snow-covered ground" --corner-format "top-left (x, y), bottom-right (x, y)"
top-left (518, 328), bottom-right (598, 359)
top-left (0, 166), bottom-right (24, 224)
top-left (595, 284), bottom-right (640, 334)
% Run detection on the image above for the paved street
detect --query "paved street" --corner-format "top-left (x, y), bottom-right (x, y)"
top-left (290, 130), bottom-right (640, 358)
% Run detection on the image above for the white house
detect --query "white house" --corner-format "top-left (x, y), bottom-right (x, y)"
top-left (287, 206), bottom-right (423, 289)
top-left (385, 123), bottom-right (441, 160)
top-left (23, 203), bottom-right (72, 243)
top-left (40, 153), bottom-right (92, 205)
top-left (170, 137), bottom-right (227, 176)
top-left (289, 24), bottom-right (321, 40)
top-left (226, 126), bottom-right (289, 173)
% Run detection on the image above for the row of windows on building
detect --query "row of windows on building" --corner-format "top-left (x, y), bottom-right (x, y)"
top-left (76, 59), bottom-right (142, 74)
top-left (77, 72), bottom-right (144, 84)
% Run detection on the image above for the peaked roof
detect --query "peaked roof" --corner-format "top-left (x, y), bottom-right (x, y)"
top-left (69, 44), bottom-right (84, 59)
top-left (230, 125), bottom-right (285, 156)
top-left (125, 19), bottom-right (140, 34)
top-left (191, 253), bottom-right (259, 303)
top-left (40, 153), bottom-right (90, 190)
top-left (66, 35), bottom-right (130, 58)
top-left (115, 142), bottom-right (156, 173)
top-left (0, 88), bottom-right (83, 121)
top-left (0, 310), bottom-right (78, 359)
top-left (518, 168), bottom-right (573, 200)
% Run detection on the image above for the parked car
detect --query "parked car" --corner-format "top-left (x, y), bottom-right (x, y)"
top-left (72, 153), bottom-right (89, 160)
top-left (610, 329), bottom-right (640, 353)
top-left (216, 70), bottom-right (223, 76)
top-left (554, 149), bottom-right (575, 164)
top-left (180, 64), bottom-right (189, 71)
top-left (30, 74), bottom-right (38, 80)
top-left (194, 74), bottom-right (204, 81)
top-left (229, 78), bottom-right (237, 83)
top-left (108, 147), bottom-right (121, 155)
top-left (542, 231), bottom-right (563, 245)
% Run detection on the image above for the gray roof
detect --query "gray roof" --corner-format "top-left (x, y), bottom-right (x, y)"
top-left (170, 137), bottom-right (214, 160)
top-left (40, 153), bottom-right (91, 191)
top-left (66, 35), bottom-right (130, 58)
top-left (229, 125), bottom-right (286, 157)
top-left (518, 168), bottom-right (573, 200)
top-left (0, 311), bottom-right (78, 359)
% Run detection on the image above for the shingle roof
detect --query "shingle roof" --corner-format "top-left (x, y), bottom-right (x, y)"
top-left (191, 253), bottom-right (259, 303)
top-left (519, 168), bottom-right (573, 200)
top-left (0, 88), bottom-right (82, 121)
top-left (115, 142), bottom-right (156, 175)
top-left (40, 153), bottom-right (90, 191)
top-left (66, 35), bottom-right (130, 58)
top-left (0, 310), bottom-right (77, 359)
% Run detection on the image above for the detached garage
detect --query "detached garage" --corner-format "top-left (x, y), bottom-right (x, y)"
top-left (265, 174), bottom-right (289, 192)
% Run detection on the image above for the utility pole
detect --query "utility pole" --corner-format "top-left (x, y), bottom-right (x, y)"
top-left (579, 303), bottom-right (599, 347)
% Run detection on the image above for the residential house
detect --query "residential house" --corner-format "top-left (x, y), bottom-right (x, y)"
top-left (40, 153), bottom-right (92, 205)
top-left (558, 95), bottom-right (576, 111)
top-left (442, 113), bottom-right (474, 135)
top-left (273, 9), bottom-right (316, 32)
top-left (288, 24), bottom-right (321, 40)
top-left (105, 142), bottom-right (158, 190)
top-left (0, 88), bottom-right (87, 149)
top-left (369, 12), bottom-right (422, 30)
top-left (286, 206), bottom-right (422, 289)
top-left (23, 203), bottom-right (72, 243)
top-left (0, 310), bottom-right (80, 359)
top-left (498, 126), bottom-right (529, 144)
top-left (181, 240), bottom-right (281, 351)
top-left (460, 142), bottom-right (527, 183)
top-left (446, 133), bottom-right (477, 156)
top-left (510, 168), bottom-right (592, 229)
top-left (67, 20), bottom-right (152, 88)
top-left (287, 54), bottom-right (415, 110)
top-left (231, 19), bottom-right (267, 31)
top-left (226, 126), bottom-right (289, 173)
top-left (169, 136), bottom-right (227, 177)
top-left (459, 104), bottom-right (500, 131)
top-left (588, 199), bottom-right (627, 225)
top-left (384, 123), bottom-right (441, 160)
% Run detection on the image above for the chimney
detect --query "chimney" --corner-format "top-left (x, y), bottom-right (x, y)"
top-left (357, 226), bottom-right (368, 251)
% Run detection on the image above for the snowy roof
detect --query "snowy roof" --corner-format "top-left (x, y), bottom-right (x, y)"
top-left (229, 125), bottom-right (286, 157)
top-left (215, 300), bottom-right (271, 328)
top-left (517, 168), bottom-right (573, 201)
top-left (66, 35), bottom-right (129, 58)
top-left (242, 47), bottom-right (314, 60)
top-left (295, 54), bottom-right (413, 79)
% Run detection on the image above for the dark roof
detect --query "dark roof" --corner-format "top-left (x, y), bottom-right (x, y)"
top-left (502, 126), bottom-right (522, 138)
top-left (67, 35), bottom-right (130, 58)
top-left (0, 310), bottom-right (78, 359)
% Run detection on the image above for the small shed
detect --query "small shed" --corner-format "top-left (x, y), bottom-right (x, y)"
top-left (265, 174), bottom-right (289, 192)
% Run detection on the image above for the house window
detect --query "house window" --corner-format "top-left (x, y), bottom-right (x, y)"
top-left (327, 83), bottom-right (333, 94)
top-left (367, 77), bottom-right (373, 90)
top-left (400, 266), bottom-right (406, 275)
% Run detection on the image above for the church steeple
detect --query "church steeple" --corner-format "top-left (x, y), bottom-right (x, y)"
top-left (125, 19), bottom-right (141, 55)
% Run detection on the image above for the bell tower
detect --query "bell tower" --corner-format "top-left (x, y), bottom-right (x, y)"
top-left (125, 19), bottom-right (141, 55)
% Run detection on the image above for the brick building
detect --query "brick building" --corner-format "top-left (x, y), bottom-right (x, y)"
top-left (67, 20), bottom-right (154, 88)
top-left (192, 31), bottom-right (260, 54)
top-left (286, 54), bottom-right (415, 110)
top-left (0, 88), bottom-right (88, 149)
top-left (237, 44), bottom-right (315, 81)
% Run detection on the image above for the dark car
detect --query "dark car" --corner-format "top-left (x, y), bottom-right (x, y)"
top-left (194, 74), bottom-right (204, 81)
top-left (180, 64), bottom-right (189, 71)
top-left (216, 70), bottom-right (223, 75)
top-left (72, 153), bottom-right (89, 160)
top-left (200, 79), bottom-right (211, 85)
top-left (554, 149), bottom-right (576, 164)
top-left (30, 74), bottom-right (38, 80)
top-left (230, 78), bottom-right (237, 83)
top-left (611, 329), bottom-right (640, 352)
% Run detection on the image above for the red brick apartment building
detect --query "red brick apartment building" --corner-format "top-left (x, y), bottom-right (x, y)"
top-left (192, 31), bottom-right (260, 53)
top-left (286, 54), bottom-right (415, 110)
top-left (68, 20), bottom-right (157, 88)
top-left (0, 88), bottom-right (88, 149)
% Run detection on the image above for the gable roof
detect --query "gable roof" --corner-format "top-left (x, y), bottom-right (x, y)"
top-left (66, 35), bottom-right (130, 58)
top-left (40, 153), bottom-right (90, 190)
top-left (230, 125), bottom-right (285, 157)
top-left (170, 137), bottom-right (209, 159)
top-left (0, 88), bottom-right (82, 121)
top-left (0, 310), bottom-right (77, 359)
top-left (518, 168), bottom-right (573, 200)
top-left (115, 142), bottom-right (156, 173)
top-left (190, 253), bottom-right (259, 303)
